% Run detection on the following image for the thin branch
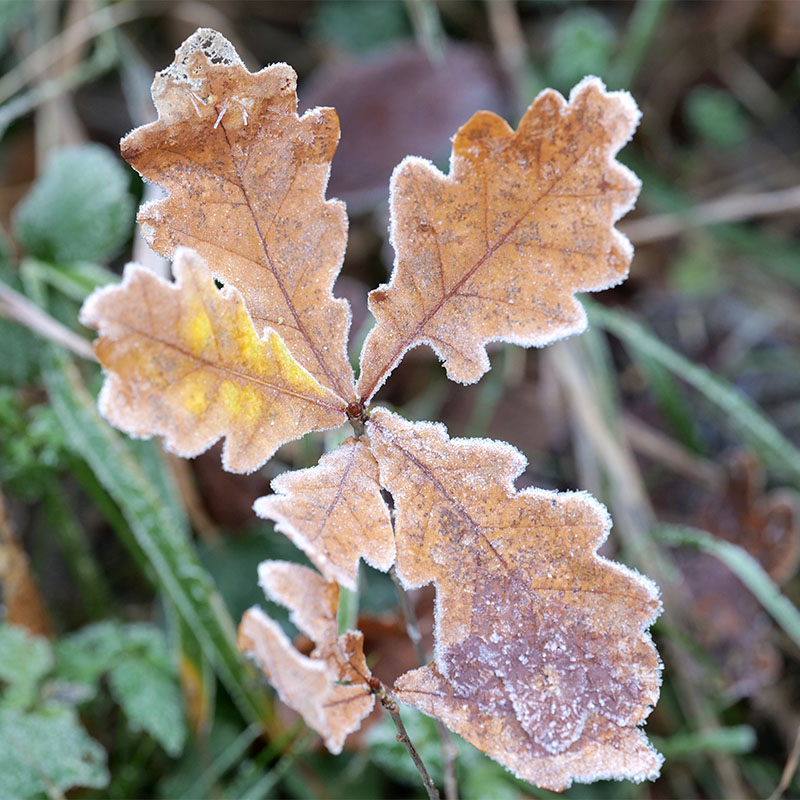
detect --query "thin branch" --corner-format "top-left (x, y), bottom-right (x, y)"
top-left (390, 567), bottom-right (459, 800)
top-left (0, 281), bottom-right (96, 360)
top-left (390, 566), bottom-right (426, 664)
top-left (767, 724), bottom-right (800, 800)
top-left (369, 678), bottom-right (440, 800)
top-left (621, 184), bottom-right (800, 245)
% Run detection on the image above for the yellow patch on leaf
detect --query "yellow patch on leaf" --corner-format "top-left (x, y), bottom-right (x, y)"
top-left (80, 247), bottom-right (346, 473)
top-left (357, 77), bottom-right (640, 401)
top-left (121, 28), bottom-right (355, 401)
top-left (238, 561), bottom-right (374, 753)
top-left (367, 408), bottom-right (662, 791)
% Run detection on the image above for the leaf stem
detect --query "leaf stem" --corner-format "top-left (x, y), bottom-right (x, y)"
top-left (370, 678), bottom-right (440, 800)
top-left (389, 567), bottom-right (426, 664)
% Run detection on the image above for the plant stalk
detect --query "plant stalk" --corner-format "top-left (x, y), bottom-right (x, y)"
top-left (370, 677), bottom-right (440, 800)
top-left (390, 567), bottom-right (459, 800)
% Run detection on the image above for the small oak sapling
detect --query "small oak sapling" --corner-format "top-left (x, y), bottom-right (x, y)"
top-left (80, 28), bottom-right (662, 796)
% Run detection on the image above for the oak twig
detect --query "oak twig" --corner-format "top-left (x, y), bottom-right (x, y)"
top-left (369, 677), bottom-right (440, 800)
top-left (390, 567), bottom-right (459, 800)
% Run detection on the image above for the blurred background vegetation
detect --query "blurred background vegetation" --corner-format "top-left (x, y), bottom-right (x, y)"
top-left (1, 1), bottom-right (799, 798)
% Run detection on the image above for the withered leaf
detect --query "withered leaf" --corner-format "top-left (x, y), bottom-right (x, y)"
top-left (238, 561), bottom-right (374, 753)
top-left (122, 29), bottom-right (355, 401)
top-left (254, 437), bottom-right (394, 590)
top-left (366, 408), bottom-right (662, 791)
top-left (697, 450), bottom-right (800, 584)
top-left (357, 77), bottom-right (640, 401)
top-left (80, 247), bottom-right (346, 473)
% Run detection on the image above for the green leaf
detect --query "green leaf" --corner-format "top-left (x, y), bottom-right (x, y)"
top-left (0, 625), bottom-right (52, 711)
top-left (55, 621), bottom-right (125, 691)
top-left (548, 9), bottom-right (616, 92)
top-left (312, 0), bottom-right (410, 53)
top-left (42, 347), bottom-right (272, 725)
top-left (0, 706), bottom-right (108, 798)
top-left (109, 655), bottom-right (187, 757)
top-left (685, 86), bottom-right (748, 150)
top-left (13, 144), bottom-right (135, 264)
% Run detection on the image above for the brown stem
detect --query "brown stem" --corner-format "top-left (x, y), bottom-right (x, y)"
top-left (389, 567), bottom-right (459, 800)
top-left (369, 677), bottom-right (440, 800)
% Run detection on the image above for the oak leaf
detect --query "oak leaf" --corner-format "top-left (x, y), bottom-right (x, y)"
top-left (79, 247), bottom-right (346, 473)
top-left (121, 29), bottom-right (355, 401)
top-left (238, 561), bottom-right (374, 753)
top-left (254, 437), bottom-right (394, 590)
top-left (366, 408), bottom-right (662, 791)
top-left (357, 77), bottom-right (640, 401)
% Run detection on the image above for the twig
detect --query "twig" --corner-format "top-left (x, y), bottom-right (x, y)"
top-left (621, 184), bottom-right (800, 245)
top-left (390, 566), bottom-right (426, 664)
top-left (369, 677), bottom-right (440, 800)
top-left (767, 724), bottom-right (800, 800)
top-left (390, 567), bottom-right (459, 800)
top-left (0, 281), bottom-right (96, 360)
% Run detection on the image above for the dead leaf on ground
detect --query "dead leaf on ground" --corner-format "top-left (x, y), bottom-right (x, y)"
top-left (367, 408), bottom-right (662, 791)
top-left (254, 436), bottom-right (394, 590)
top-left (697, 450), bottom-right (800, 584)
top-left (238, 561), bottom-right (374, 753)
top-left (121, 28), bottom-right (355, 401)
top-left (357, 77), bottom-right (641, 401)
top-left (300, 43), bottom-right (505, 214)
top-left (675, 549), bottom-right (779, 699)
top-left (0, 492), bottom-right (52, 637)
top-left (80, 247), bottom-right (346, 473)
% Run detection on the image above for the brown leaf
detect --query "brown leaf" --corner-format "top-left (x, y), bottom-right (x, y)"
top-left (697, 450), bottom-right (800, 584)
top-left (254, 437), bottom-right (394, 590)
top-left (300, 43), bottom-right (505, 214)
top-left (80, 247), bottom-right (346, 473)
top-left (0, 491), bottom-right (52, 638)
top-left (121, 29), bottom-right (355, 401)
top-left (238, 561), bottom-right (374, 753)
top-left (366, 408), bottom-right (661, 791)
top-left (357, 78), bottom-right (640, 401)
top-left (675, 549), bottom-right (780, 700)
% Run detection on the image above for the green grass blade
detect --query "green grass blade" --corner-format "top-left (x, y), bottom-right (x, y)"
top-left (656, 524), bottom-right (800, 650)
top-left (42, 347), bottom-right (272, 724)
top-left (652, 725), bottom-right (756, 759)
top-left (587, 302), bottom-right (800, 485)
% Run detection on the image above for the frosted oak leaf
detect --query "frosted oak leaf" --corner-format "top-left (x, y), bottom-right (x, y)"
top-left (357, 77), bottom-right (641, 401)
top-left (255, 437), bottom-right (395, 590)
top-left (367, 408), bottom-right (662, 791)
top-left (238, 561), bottom-right (374, 753)
top-left (121, 28), bottom-right (355, 401)
top-left (80, 247), bottom-right (346, 473)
